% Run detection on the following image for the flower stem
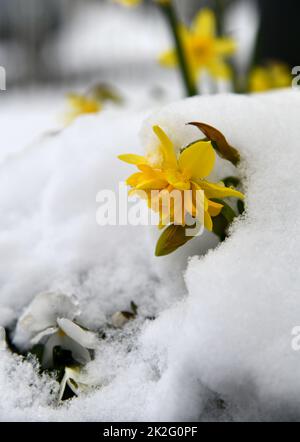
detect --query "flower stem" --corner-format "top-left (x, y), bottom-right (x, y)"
top-left (214, 0), bottom-right (225, 36)
top-left (159, 1), bottom-right (198, 97)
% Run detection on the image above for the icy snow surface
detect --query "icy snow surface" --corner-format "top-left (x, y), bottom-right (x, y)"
top-left (1, 90), bottom-right (300, 421)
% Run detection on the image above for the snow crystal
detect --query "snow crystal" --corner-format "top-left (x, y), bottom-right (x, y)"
top-left (1, 90), bottom-right (300, 421)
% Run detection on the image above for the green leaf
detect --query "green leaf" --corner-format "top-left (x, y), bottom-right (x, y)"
top-left (237, 199), bottom-right (245, 215)
top-left (130, 301), bottom-right (138, 315)
top-left (188, 122), bottom-right (240, 166)
top-left (217, 199), bottom-right (237, 223)
top-left (211, 199), bottom-right (238, 241)
top-left (212, 213), bottom-right (228, 242)
top-left (155, 224), bottom-right (194, 257)
top-left (222, 176), bottom-right (240, 188)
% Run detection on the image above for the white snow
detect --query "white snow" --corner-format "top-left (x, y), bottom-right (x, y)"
top-left (0, 90), bottom-right (300, 421)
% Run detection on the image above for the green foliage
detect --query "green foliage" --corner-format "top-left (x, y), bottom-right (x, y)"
top-left (155, 224), bottom-right (194, 256)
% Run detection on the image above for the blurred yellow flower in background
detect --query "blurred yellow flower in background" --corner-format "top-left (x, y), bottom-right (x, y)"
top-left (113, 0), bottom-right (170, 6)
top-left (119, 125), bottom-right (243, 231)
top-left (113, 0), bottom-right (141, 6)
top-left (159, 8), bottom-right (236, 81)
top-left (65, 93), bottom-right (101, 125)
top-left (249, 63), bottom-right (291, 93)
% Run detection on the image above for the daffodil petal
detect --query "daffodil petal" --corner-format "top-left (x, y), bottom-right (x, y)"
top-left (67, 94), bottom-right (100, 114)
top-left (136, 179), bottom-right (168, 190)
top-left (165, 170), bottom-right (190, 190)
top-left (184, 188), bottom-right (197, 219)
top-left (250, 67), bottom-right (270, 92)
top-left (193, 9), bottom-right (216, 38)
top-left (204, 211), bottom-right (213, 231)
top-left (126, 172), bottom-right (143, 187)
top-left (153, 126), bottom-right (177, 168)
top-left (118, 154), bottom-right (148, 165)
top-left (192, 182), bottom-right (208, 211)
top-left (159, 50), bottom-right (177, 67)
top-left (178, 141), bottom-right (215, 180)
top-left (114, 0), bottom-right (141, 6)
top-left (215, 38), bottom-right (236, 56)
top-left (208, 200), bottom-right (223, 217)
top-left (201, 181), bottom-right (244, 200)
top-left (128, 188), bottom-right (149, 199)
top-left (208, 59), bottom-right (232, 79)
top-left (137, 164), bottom-right (166, 181)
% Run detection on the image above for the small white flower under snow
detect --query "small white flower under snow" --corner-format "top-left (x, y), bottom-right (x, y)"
top-left (13, 292), bottom-right (98, 368)
top-left (59, 366), bottom-right (96, 401)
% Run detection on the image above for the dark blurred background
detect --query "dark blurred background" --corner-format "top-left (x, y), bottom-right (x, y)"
top-left (0, 0), bottom-right (298, 164)
top-left (0, 0), bottom-right (298, 89)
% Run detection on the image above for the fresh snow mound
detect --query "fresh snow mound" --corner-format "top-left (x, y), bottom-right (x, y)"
top-left (0, 91), bottom-right (300, 421)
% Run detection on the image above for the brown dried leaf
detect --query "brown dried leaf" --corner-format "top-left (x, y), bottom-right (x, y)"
top-left (188, 122), bottom-right (240, 166)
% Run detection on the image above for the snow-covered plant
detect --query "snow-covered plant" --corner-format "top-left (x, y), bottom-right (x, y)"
top-left (9, 293), bottom-right (139, 401)
top-left (13, 292), bottom-right (98, 368)
top-left (59, 366), bottom-right (97, 401)
top-left (119, 122), bottom-right (244, 256)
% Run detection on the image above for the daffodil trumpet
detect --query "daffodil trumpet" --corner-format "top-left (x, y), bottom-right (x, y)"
top-left (119, 124), bottom-right (244, 256)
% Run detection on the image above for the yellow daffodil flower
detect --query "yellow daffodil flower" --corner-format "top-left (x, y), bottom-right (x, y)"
top-left (159, 8), bottom-right (236, 81)
top-left (249, 63), bottom-right (291, 93)
top-left (64, 93), bottom-right (102, 125)
top-left (119, 125), bottom-right (243, 231)
top-left (113, 0), bottom-right (141, 6)
top-left (113, 0), bottom-right (170, 6)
